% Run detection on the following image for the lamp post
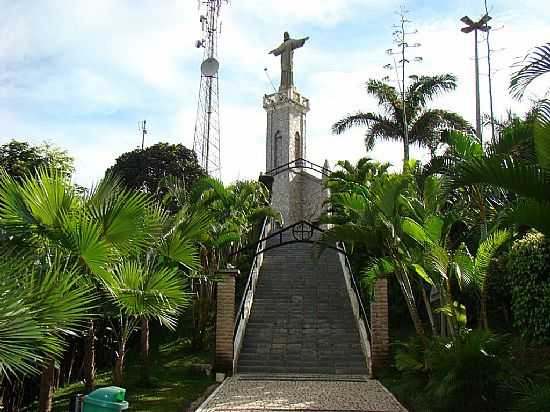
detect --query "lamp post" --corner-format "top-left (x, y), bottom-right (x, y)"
top-left (460, 14), bottom-right (491, 146)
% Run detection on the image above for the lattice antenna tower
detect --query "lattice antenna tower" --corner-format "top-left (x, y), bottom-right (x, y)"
top-left (384, 6), bottom-right (422, 161)
top-left (192, 0), bottom-right (228, 179)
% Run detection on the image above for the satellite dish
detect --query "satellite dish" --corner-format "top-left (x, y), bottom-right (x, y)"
top-left (201, 57), bottom-right (219, 77)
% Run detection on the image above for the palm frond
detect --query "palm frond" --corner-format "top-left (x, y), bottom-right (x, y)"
top-left (159, 232), bottom-right (199, 270)
top-left (367, 116), bottom-right (402, 144)
top-left (376, 174), bottom-right (410, 218)
top-left (443, 130), bottom-right (483, 160)
top-left (454, 156), bottom-right (550, 201)
top-left (360, 257), bottom-right (396, 291)
top-left (510, 43), bottom-right (550, 99)
top-left (534, 121), bottom-right (550, 169)
top-left (332, 112), bottom-right (385, 135)
top-left (107, 260), bottom-right (190, 329)
top-left (425, 245), bottom-right (450, 281)
top-left (0, 286), bottom-right (44, 377)
top-left (366, 79), bottom-right (400, 114)
top-left (63, 217), bottom-right (111, 275)
top-left (86, 171), bottom-right (124, 203)
top-left (249, 206), bottom-right (283, 224)
top-left (410, 263), bottom-right (435, 286)
top-left (489, 118), bottom-right (535, 160)
top-left (423, 175), bottom-right (445, 214)
top-left (532, 98), bottom-right (550, 125)
top-left (506, 199), bottom-right (550, 235)
top-left (401, 217), bottom-right (434, 247)
top-left (472, 230), bottom-right (510, 290)
top-left (190, 176), bottom-right (228, 205)
top-left (321, 223), bottom-right (378, 247)
top-left (330, 193), bottom-right (367, 217)
top-left (407, 74), bottom-right (458, 110)
top-left (34, 259), bottom-right (97, 336)
top-left (87, 188), bottom-right (157, 255)
top-left (452, 245), bottom-right (475, 289)
top-left (212, 231), bottom-right (240, 248)
top-left (410, 109), bottom-right (470, 148)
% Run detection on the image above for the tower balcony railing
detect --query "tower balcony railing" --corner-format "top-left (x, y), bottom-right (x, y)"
top-left (266, 157), bottom-right (331, 178)
top-left (263, 88), bottom-right (310, 110)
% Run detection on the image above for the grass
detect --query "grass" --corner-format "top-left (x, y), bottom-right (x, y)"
top-left (48, 337), bottom-right (214, 412)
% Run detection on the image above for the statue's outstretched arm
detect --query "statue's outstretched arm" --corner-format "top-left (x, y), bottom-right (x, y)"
top-left (269, 44), bottom-right (285, 56)
top-left (291, 37), bottom-right (309, 49)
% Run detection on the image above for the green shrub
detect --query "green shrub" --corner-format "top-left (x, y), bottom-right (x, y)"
top-left (511, 380), bottom-right (550, 412)
top-left (394, 330), bottom-right (511, 412)
top-left (507, 232), bottom-right (550, 344)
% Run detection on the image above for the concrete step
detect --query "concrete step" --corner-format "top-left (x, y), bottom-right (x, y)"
top-left (236, 240), bottom-right (366, 375)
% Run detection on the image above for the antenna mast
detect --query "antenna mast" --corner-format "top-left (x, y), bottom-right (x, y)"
top-left (139, 120), bottom-right (147, 150)
top-left (192, 0), bottom-right (227, 179)
top-left (385, 6), bottom-right (422, 165)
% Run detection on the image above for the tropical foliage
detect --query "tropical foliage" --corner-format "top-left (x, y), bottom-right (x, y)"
top-left (393, 329), bottom-right (512, 412)
top-left (107, 142), bottom-right (205, 209)
top-left (510, 42), bottom-right (550, 124)
top-left (505, 232), bottom-right (550, 343)
top-left (0, 163), bottom-right (274, 411)
top-left (0, 140), bottom-right (74, 179)
top-left (332, 74), bottom-right (470, 164)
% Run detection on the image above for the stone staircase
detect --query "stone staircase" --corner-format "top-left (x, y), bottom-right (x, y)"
top-left (237, 233), bottom-right (368, 375)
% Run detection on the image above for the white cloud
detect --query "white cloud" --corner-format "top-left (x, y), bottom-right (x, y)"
top-left (231, 0), bottom-right (395, 27)
top-left (1, 0), bottom-right (550, 188)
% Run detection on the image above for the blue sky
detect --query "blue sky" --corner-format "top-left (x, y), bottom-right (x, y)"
top-left (1, 0), bottom-right (549, 186)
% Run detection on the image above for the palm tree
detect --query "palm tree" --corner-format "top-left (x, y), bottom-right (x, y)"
top-left (102, 259), bottom-right (191, 386)
top-left (332, 74), bottom-right (470, 166)
top-left (322, 172), bottom-right (429, 339)
top-left (404, 213), bottom-right (510, 332)
top-left (0, 168), bottom-right (191, 410)
top-left (0, 255), bottom-right (94, 410)
top-left (137, 202), bottom-right (207, 382)
top-left (0, 168), bottom-right (101, 411)
top-left (165, 177), bottom-right (280, 350)
top-left (510, 43), bottom-right (550, 124)
top-left (327, 158), bottom-right (390, 191)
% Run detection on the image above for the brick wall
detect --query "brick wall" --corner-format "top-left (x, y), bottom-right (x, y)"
top-left (215, 269), bottom-right (238, 374)
top-left (370, 278), bottom-right (390, 376)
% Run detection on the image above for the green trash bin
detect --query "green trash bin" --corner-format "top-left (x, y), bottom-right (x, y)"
top-left (82, 386), bottom-right (129, 411)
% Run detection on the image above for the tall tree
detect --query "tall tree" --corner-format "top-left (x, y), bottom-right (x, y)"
top-left (107, 143), bottom-right (204, 206)
top-left (332, 75), bottom-right (470, 166)
top-left (0, 140), bottom-right (74, 179)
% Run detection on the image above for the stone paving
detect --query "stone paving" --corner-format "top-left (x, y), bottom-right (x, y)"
top-left (197, 375), bottom-right (407, 412)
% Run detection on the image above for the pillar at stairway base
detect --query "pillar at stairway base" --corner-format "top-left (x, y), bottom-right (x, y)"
top-left (370, 278), bottom-right (390, 377)
top-left (215, 268), bottom-right (239, 375)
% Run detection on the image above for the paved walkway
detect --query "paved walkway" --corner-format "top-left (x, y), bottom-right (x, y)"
top-left (197, 375), bottom-right (407, 412)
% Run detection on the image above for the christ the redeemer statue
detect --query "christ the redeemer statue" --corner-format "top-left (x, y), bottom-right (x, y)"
top-left (269, 32), bottom-right (309, 91)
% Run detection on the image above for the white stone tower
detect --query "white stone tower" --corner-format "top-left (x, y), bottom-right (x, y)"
top-left (264, 32), bottom-right (328, 225)
top-left (263, 88), bottom-right (310, 223)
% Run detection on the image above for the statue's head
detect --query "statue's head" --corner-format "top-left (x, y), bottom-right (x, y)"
top-left (284, 31), bottom-right (289, 41)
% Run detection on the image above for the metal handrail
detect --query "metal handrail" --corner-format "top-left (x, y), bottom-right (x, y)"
top-left (266, 158), bottom-right (331, 178)
top-left (233, 216), bottom-right (271, 337)
top-left (229, 220), bottom-right (346, 258)
top-left (337, 241), bottom-right (372, 339)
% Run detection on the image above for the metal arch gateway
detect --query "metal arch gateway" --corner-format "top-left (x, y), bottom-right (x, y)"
top-left (228, 220), bottom-right (347, 259)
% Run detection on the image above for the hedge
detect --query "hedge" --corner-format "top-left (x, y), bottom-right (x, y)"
top-left (506, 231), bottom-right (550, 344)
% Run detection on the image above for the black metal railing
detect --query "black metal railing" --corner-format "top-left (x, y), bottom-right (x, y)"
top-left (266, 158), bottom-right (331, 178)
top-left (233, 216), bottom-right (271, 338)
top-left (338, 241), bottom-right (372, 339)
top-left (229, 220), bottom-right (345, 260)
